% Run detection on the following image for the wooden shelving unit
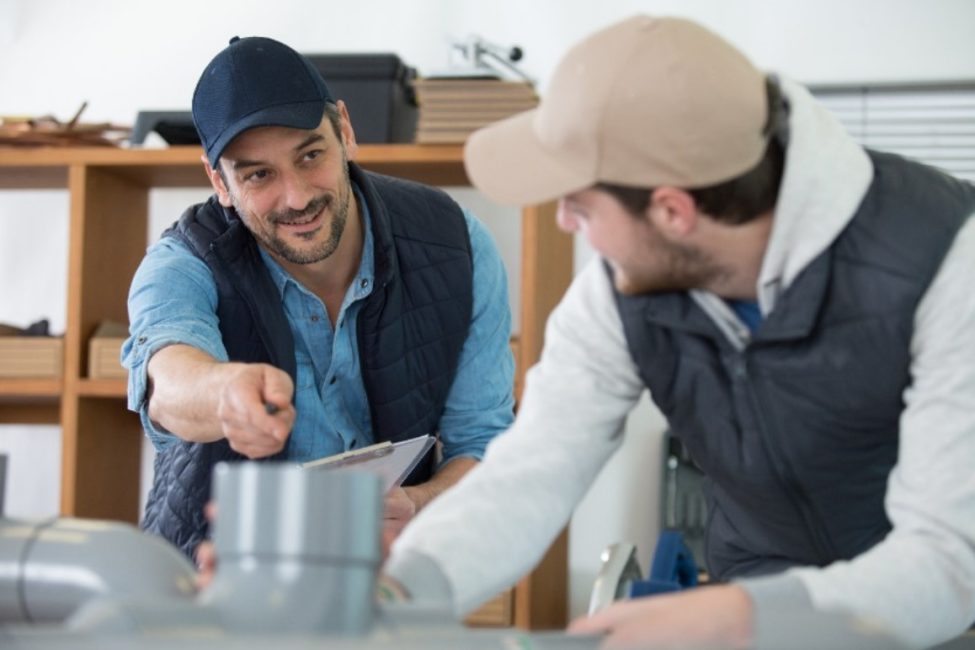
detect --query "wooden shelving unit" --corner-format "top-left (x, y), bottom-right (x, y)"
top-left (0, 144), bottom-right (573, 628)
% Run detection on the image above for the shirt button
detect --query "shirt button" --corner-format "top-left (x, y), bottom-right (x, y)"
top-left (329, 376), bottom-right (337, 385)
top-left (360, 279), bottom-right (369, 289)
top-left (310, 314), bottom-right (320, 322)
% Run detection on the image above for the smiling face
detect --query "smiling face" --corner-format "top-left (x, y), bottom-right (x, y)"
top-left (205, 104), bottom-right (359, 269)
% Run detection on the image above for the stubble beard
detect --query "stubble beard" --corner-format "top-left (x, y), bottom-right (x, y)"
top-left (614, 231), bottom-right (727, 296)
top-left (236, 160), bottom-right (353, 266)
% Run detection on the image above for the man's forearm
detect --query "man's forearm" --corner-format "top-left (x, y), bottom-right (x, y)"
top-left (146, 344), bottom-right (236, 442)
top-left (148, 344), bottom-right (294, 458)
top-left (404, 456), bottom-right (478, 511)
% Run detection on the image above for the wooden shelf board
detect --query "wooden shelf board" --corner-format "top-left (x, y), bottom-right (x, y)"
top-left (0, 144), bottom-right (469, 188)
top-left (86, 146), bottom-right (209, 187)
top-left (0, 402), bottom-right (60, 425)
top-left (0, 165), bottom-right (68, 189)
top-left (0, 379), bottom-right (61, 424)
top-left (76, 378), bottom-right (127, 398)
top-left (0, 377), bottom-right (62, 397)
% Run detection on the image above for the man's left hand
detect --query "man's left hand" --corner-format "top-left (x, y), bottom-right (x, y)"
top-left (383, 486), bottom-right (418, 557)
top-left (567, 584), bottom-right (754, 649)
top-left (380, 457), bottom-right (479, 556)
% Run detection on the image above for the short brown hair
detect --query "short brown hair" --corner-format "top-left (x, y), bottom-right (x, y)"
top-left (218, 102), bottom-right (345, 182)
top-left (597, 78), bottom-right (786, 225)
top-left (322, 102), bottom-right (342, 138)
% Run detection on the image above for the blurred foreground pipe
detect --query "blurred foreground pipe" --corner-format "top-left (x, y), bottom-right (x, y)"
top-left (0, 517), bottom-right (195, 623)
top-left (201, 462), bottom-right (382, 635)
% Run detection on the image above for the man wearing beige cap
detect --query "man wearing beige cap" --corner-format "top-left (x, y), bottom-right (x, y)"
top-left (385, 14), bottom-right (975, 649)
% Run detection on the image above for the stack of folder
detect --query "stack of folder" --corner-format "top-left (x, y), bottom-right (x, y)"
top-left (412, 78), bottom-right (539, 144)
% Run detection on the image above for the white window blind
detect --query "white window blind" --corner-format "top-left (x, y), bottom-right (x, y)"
top-left (810, 82), bottom-right (975, 184)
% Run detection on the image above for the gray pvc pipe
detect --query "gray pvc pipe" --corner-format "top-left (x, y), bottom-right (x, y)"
top-left (0, 517), bottom-right (196, 623)
top-left (2, 463), bottom-right (382, 637)
top-left (201, 462), bottom-right (382, 635)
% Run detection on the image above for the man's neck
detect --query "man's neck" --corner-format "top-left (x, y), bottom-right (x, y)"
top-left (701, 210), bottom-right (774, 301)
top-left (274, 192), bottom-right (365, 323)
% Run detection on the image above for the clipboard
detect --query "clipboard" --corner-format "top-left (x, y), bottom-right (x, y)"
top-left (298, 434), bottom-right (436, 492)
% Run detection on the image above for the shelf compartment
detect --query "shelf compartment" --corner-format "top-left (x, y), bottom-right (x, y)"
top-left (0, 144), bottom-right (470, 189)
top-left (0, 377), bottom-right (62, 397)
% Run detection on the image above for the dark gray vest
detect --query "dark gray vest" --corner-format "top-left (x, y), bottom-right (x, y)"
top-left (615, 151), bottom-right (974, 580)
top-left (142, 164), bottom-right (474, 558)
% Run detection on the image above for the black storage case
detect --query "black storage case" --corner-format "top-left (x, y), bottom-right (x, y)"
top-left (306, 53), bottom-right (418, 144)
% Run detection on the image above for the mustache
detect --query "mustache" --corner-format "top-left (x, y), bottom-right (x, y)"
top-left (269, 194), bottom-right (332, 224)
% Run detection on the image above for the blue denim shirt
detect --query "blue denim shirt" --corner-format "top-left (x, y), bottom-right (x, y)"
top-left (122, 186), bottom-right (514, 465)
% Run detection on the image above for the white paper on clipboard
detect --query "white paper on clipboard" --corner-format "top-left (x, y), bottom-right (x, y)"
top-left (297, 434), bottom-right (436, 492)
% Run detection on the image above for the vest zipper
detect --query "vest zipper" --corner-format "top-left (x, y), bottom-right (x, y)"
top-left (736, 355), bottom-right (838, 565)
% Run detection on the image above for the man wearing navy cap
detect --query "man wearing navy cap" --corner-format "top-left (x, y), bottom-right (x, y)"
top-left (122, 37), bottom-right (515, 563)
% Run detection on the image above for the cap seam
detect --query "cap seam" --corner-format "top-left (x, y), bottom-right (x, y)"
top-left (596, 25), bottom-right (653, 187)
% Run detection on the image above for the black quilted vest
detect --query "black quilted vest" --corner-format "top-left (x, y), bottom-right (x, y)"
top-left (141, 164), bottom-right (473, 558)
top-left (615, 151), bottom-right (974, 580)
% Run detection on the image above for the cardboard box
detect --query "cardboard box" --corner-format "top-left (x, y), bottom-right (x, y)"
top-left (0, 336), bottom-right (63, 378)
top-left (88, 321), bottom-right (128, 380)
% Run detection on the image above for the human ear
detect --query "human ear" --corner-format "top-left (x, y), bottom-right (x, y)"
top-left (335, 100), bottom-right (359, 161)
top-left (648, 187), bottom-right (698, 238)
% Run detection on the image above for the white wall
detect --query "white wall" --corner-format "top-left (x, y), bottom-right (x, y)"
top-left (1, 0), bottom-right (974, 620)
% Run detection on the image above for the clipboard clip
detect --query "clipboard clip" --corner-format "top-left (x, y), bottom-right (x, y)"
top-left (304, 442), bottom-right (394, 470)
top-left (297, 434), bottom-right (435, 493)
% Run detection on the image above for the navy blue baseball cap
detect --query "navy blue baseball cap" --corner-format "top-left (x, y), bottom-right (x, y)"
top-left (192, 36), bottom-right (334, 168)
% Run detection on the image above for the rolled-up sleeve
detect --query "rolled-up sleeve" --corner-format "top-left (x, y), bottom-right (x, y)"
top-left (121, 237), bottom-right (229, 450)
top-left (436, 210), bottom-right (515, 464)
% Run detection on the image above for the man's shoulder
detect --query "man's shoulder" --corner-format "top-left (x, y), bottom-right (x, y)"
top-left (161, 197), bottom-right (258, 268)
top-left (362, 169), bottom-right (461, 217)
top-left (137, 200), bottom-right (227, 285)
top-left (165, 196), bottom-right (231, 240)
top-left (138, 232), bottom-right (217, 289)
top-left (362, 170), bottom-right (469, 250)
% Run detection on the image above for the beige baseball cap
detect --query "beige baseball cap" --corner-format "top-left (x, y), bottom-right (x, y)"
top-left (464, 15), bottom-right (770, 206)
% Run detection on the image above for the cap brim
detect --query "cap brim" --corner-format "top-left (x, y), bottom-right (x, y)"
top-left (206, 99), bottom-right (325, 167)
top-left (464, 110), bottom-right (594, 206)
